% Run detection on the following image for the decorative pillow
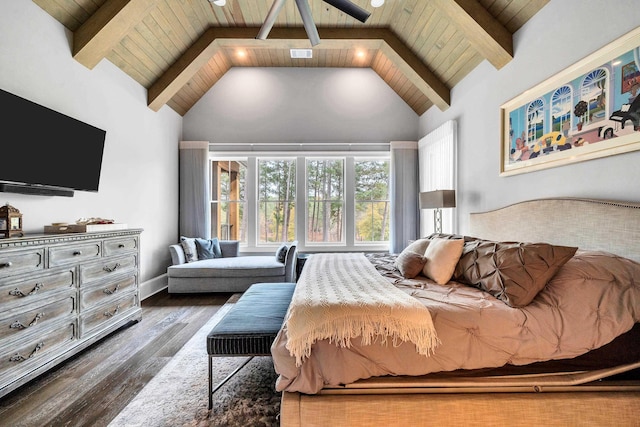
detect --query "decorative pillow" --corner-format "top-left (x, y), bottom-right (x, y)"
top-left (195, 237), bottom-right (222, 259)
top-left (275, 243), bottom-right (289, 263)
top-left (401, 238), bottom-right (431, 256)
top-left (180, 236), bottom-right (198, 263)
top-left (395, 250), bottom-right (428, 279)
top-left (422, 238), bottom-right (465, 285)
top-left (453, 240), bottom-right (578, 307)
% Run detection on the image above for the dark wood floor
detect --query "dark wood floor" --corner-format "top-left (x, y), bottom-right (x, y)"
top-left (0, 290), bottom-right (233, 427)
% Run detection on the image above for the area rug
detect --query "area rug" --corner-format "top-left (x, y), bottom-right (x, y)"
top-left (108, 302), bottom-right (281, 427)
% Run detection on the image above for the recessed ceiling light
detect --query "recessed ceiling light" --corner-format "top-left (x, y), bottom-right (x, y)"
top-left (211, 0), bottom-right (226, 6)
top-left (290, 49), bottom-right (313, 59)
top-left (371, 0), bottom-right (384, 7)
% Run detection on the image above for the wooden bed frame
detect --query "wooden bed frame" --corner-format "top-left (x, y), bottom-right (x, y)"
top-left (280, 198), bottom-right (640, 426)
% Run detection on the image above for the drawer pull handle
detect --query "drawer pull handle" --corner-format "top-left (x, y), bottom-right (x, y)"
top-left (103, 284), bottom-right (121, 295)
top-left (10, 312), bottom-right (45, 329)
top-left (104, 305), bottom-right (120, 318)
top-left (103, 263), bottom-right (121, 273)
top-left (73, 251), bottom-right (82, 256)
top-left (10, 342), bottom-right (44, 362)
top-left (0, 262), bottom-right (13, 269)
top-left (118, 244), bottom-right (125, 248)
top-left (9, 283), bottom-right (43, 298)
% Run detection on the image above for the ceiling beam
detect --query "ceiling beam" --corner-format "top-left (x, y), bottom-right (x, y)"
top-left (432, 0), bottom-right (513, 69)
top-left (73, 0), bottom-right (158, 70)
top-left (148, 27), bottom-right (451, 113)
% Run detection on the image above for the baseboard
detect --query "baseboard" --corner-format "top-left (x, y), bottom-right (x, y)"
top-left (140, 274), bottom-right (168, 300)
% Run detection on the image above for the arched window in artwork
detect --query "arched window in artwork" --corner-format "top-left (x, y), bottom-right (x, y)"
top-left (526, 98), bottom-right (545, 143)
top-left (551, 85), bottom-right (572, 135)
top-left (579, 68), bottom-right (608, 126)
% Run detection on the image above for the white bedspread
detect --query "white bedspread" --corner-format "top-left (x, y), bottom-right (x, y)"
top-left (285, 253), bottom-right (438, 367)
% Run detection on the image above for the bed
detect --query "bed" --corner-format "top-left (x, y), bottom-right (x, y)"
top-left (272, 198), bottom-right (640, 426)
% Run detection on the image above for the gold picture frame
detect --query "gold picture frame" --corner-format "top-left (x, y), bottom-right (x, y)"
top-left (500, 26), bottom-right (640, 176)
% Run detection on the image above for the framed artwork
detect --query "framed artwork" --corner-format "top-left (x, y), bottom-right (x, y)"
top-left (500, 26), bottom-right (640, 176)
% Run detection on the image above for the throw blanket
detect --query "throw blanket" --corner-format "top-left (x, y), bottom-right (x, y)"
top-left (285, 253), bottom-right (439, 366)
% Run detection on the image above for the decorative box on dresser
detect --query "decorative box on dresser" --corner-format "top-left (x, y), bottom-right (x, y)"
top-left (0, 229), bottom-right (143, 398)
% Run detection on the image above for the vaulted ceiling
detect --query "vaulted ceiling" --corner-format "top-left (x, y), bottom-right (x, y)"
top-left (33, 0), bottom-right (549, 116)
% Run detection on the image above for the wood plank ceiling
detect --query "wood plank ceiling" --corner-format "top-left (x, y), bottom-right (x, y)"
top-left (32, 0), bottom-right (549, 116)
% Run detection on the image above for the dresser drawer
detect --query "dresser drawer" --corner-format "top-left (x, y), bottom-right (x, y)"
top-left (0, 322), bottom-right (75, 382)
top-left (80, 275), bottom-right (136, 311)
top-left (79, 294), bottom-right (138, 338)
top-left (79, 255), bottom-right (137, 285)
top-left (103, 236), bottom-right (138, 256)
top-left (0, 249), bottom-right (45, 281)
top-left (0, 269), bottom-right (75, 308)
top-left (0, 294), bottom-right (76, 342)
top-left (49, 242), bottom-right (101, 267)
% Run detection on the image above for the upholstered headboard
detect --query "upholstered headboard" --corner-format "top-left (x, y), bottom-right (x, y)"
top-left (469, 198), bottom-right (640, 263)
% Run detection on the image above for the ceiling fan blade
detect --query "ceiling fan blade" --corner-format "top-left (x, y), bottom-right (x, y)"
top-left (322, 0), bottom-right (371, 23)
top-left (256, 0), bottom-right (287, 40)
top-left (295, 0), bottom-right (320, 46)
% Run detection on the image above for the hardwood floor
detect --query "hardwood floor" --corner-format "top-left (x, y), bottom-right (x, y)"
top-left (0, 290), bottom-right (233, 427)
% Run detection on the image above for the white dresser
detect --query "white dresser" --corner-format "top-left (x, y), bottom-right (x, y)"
top-left (0, 229), bottom-right (142, 398)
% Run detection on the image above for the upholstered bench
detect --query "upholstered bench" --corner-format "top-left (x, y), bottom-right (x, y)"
top-left (207, 282), bottom-right (295, 409)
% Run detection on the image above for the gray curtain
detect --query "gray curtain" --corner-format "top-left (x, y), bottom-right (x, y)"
top-left (179, 141), bottom-right (211, 239)
top-left (389, 141), bottom-right (418, 253)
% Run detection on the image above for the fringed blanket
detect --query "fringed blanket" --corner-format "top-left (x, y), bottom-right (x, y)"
top-left (285, 253), bottom-right (439, 366)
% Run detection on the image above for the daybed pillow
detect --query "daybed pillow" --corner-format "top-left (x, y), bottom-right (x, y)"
top-left (195, 237), bottom-right (222, 259)
top-left (453, 240), bottom-right (578, 307)
top-left (422, 238), bottom-right (465, 285)
top-left (180, 236), bottom-right (198, 263)
top-left (275, 243), bottom-right (289, 263)
top-left (395, 250), bottom-right (428, 279)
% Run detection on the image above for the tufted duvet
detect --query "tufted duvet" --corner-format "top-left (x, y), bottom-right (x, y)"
top-left (271, 250), bottom-right (640, 394)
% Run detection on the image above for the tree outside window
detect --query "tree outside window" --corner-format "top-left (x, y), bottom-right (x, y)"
top-left (307, 159), bottom-right (344, 243)
top-left (355, 160), bottom-right (390, 243)
top-left (258, 159), bottom-right (296, 243)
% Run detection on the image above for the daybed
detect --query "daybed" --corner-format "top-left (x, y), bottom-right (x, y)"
top-left (272, 198), bottom-right (640, 426)
top-left (167, 239), bottom-right (297, 293)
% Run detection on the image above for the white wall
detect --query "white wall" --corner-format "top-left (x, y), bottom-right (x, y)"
top-left (421, 0), bottom-right (640, 234)
top-left (183, 67), bottom-right (419, 144)
top-left (0, 1), bottom-right (183, 291)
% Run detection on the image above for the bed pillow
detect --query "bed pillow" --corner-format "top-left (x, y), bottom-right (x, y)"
top-left (453, 240), bottom-right (578, 307)
top-left (422, 238), bottom-right (465, 284)
top-left (180, 236), bottom-right (198, 263)
top-left (401, 238), bottom-right (431, 255)
top-left (195, 237), bottom-right (222, 259)
top-left (395, 250), bottom-right (428, 279)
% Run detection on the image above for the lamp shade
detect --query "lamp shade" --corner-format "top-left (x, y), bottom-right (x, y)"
top-left (419, 190), bottom-right (456, 209)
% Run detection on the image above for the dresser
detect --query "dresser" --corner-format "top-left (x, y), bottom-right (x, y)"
top-left (0, 229), bottom-right (142, 398)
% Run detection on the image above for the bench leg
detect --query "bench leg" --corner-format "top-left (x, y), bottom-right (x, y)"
top-left (208, 355), bottom-right (254, 410)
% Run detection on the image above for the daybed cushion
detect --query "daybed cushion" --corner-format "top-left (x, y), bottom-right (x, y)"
top-left (168, 256), bottom-right (286, 279)
top-left (180, 236), bottom-right (198, 263)
top-left (195, 237), bottom-right (222, 259)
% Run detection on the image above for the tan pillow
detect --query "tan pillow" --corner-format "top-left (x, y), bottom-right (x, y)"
top-left (395, 250), bottom-right (428, 279)
top-left (453, 240), bottom-right (578, 307)
top-left (422, 238), bottom-right (465, 284)
top-left (402, 238), bottom-right (431, 255)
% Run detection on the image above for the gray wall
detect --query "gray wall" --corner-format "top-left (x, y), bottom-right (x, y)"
top-left (0, 1), bottom-right (182, 295)
top-left (421, 0), bottom-right (640, 234)
top-left (183, 67), bottom-right (419, 144)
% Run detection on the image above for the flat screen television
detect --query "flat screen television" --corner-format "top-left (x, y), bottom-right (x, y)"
top-left (0, 88), bottom-right (106, 196)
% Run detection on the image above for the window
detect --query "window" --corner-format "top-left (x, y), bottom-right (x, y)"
top-left (354, 159), bottom-right (390, 243)
top-left (258, 159), bottom-right (296, 243)
top-left (210, 159), bottom-right (247, 242)
top-left (306, 159), bottom-right (344, 244)
top-left (209, 153), bottom-right (389, 251)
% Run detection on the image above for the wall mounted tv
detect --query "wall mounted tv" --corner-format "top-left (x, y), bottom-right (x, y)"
top-left (0, 88), bottom-right (106, 197)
